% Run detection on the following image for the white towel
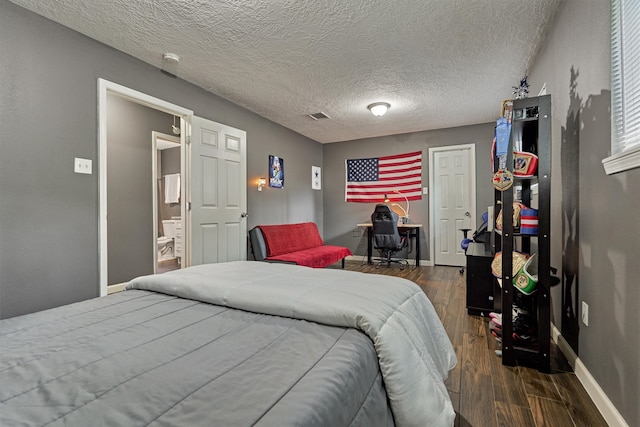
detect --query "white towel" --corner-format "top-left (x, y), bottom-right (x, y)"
top-left (164, 173), bottom-right (180, 204)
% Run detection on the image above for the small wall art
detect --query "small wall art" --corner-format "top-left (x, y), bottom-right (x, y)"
top-left (269, 155), bottom-right (284, 188)
top-left (312, 166), bottom-right (321, 190)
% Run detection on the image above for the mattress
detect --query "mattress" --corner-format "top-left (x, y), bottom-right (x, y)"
top-left (1, 261), bottom-right (456, 427)
top-left (0, 290), bottom-right (393, 426)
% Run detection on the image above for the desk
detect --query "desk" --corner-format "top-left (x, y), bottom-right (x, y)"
top-left (357, 223), bottom-right (423, 266)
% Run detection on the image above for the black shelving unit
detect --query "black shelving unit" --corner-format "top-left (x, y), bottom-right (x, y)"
top-left (493, 95), bottom-right (551, 373)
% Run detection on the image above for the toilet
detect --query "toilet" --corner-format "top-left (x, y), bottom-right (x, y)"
top-left (162, 219), bottom-right (177, 239)
top-left (158, 219), bottom-right (179, 262)
top-left (157, 236), bottom-right (174, 261)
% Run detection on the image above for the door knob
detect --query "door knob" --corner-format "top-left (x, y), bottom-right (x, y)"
top-left (465, 211), bottom-right (471, 217)
top-left (241, 212), bottom-right (249, 218)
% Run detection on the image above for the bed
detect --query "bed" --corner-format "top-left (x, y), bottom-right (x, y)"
top-left (1, 261), bottom-right (456, 427)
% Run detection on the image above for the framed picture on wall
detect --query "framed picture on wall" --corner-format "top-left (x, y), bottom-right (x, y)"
top-left (312, 166), bottom-right (321, 190)
top-left (269, 155), bottom-right (284, 188)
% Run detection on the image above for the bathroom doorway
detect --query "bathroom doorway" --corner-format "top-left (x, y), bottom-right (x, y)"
top-left (98, 78), bottom-right (248, 297)
top-left (153, 132), bottom-right (182, 274)
top-left (99, 79), bottom-right (192, 296)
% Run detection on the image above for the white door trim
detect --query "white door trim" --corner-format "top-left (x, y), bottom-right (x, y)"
top-left (98, 78), bottom-right (193, 297)
top-left (428, 143), bottom-right (476, 266)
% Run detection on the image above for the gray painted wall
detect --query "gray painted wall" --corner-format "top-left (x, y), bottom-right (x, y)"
top-left (322, 123), bottom-right (496, 261)
top-left (247, 121), bottom-right (324, 232)
top-left (0, 0), bottom-right (322, 318)
top-left (528, 1), bottom-right (638, 425)
top-left (107, 95), bottom-right (174, 285)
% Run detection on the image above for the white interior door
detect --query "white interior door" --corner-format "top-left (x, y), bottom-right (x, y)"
top-left (187, 116), bottom-right (247, 266)
top-left (431, 145), bottom-right (475, 266)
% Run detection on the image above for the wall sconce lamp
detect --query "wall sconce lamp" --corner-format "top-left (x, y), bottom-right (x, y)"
top-left (367, 102), bottom-right (390, 117)
top-left (257, 177), bottom-right (267, 191)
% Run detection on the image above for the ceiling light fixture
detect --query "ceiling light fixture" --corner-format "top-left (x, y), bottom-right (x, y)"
top-left (367, 102), bottom-right (390, 117)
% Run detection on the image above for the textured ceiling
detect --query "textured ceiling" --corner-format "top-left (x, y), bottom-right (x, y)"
top-left (9, 0), bottom-right (561, 143)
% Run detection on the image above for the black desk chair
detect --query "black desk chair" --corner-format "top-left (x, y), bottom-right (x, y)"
top-left (371, 204), bottom-right (409, 269)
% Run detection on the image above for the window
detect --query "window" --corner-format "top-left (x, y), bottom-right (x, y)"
top-left (603, 0), bottom-right (640, 174)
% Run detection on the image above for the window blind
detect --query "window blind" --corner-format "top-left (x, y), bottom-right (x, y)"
top-left (611, 0), bottom-right (640, 154)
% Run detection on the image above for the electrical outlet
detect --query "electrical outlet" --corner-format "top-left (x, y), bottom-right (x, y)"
top-left (582, 301), bottom-right (589, 326)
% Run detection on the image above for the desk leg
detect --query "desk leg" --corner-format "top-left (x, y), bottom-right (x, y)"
top-left (415, 228), bottom-right (420, 266)
top-left (367, 226), bottom-right (373, 264)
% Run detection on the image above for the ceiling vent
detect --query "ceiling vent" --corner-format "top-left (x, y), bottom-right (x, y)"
top-left (308, 112), bottom-right (330, 120)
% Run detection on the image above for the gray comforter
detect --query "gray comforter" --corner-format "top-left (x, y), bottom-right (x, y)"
top-left (127, 261), bottom-right (457, 427)
top-left (1, 261), bottom-right (456, 427)
top-left (1, 290), bottom-right (393, 426)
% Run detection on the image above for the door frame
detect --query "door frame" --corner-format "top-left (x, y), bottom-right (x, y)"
top-left (98, 78), bottom-right (193, 296)
top-left (428, 143), bottom-right (476, 266)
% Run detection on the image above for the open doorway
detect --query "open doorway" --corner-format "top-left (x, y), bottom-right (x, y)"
top-left (153, 132), bottom-right (181, 274)
top-left (98, 79), bottom-right (249, 297)
top-left (98, 79), bottom-right (193, 296)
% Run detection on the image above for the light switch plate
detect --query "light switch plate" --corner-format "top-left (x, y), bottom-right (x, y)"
top-left (74, 158), bottom-right (92, 174)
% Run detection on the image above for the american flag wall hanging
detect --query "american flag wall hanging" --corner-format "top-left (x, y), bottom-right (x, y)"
top-left (345, 151), bottom-right (422, 203)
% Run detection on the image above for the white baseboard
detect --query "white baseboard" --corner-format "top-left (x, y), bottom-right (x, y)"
top-left (552, 324), bottom-right (577, 369)
top-left (552, 324), bottom-right (628, 427)
top-left (107, 282), bottom-right (127, 294)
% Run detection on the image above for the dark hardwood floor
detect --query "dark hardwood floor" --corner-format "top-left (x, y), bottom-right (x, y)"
top-left (158, 259), bottom-right (181, 274)
top-left (340, 260), bottom-right (608, 427)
